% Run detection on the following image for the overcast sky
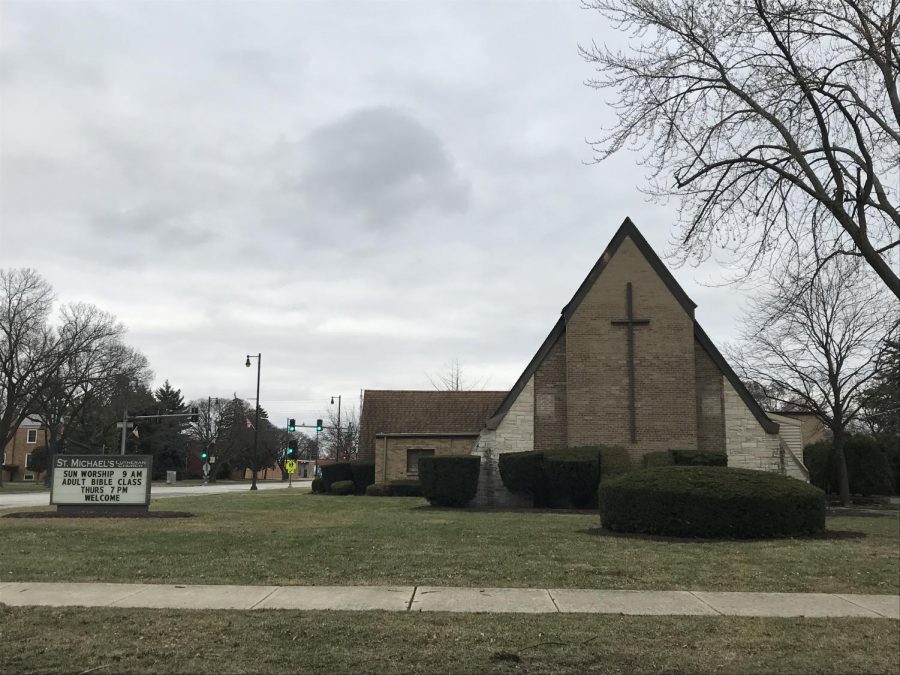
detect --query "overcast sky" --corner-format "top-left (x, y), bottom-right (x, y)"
top-left (0, 0), bottom-right (752, 426)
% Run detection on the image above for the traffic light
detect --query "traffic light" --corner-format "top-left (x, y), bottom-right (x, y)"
top-left (287, 440), bottom-right (297, 455)
top-left (190, 407), bottom-right (199, 423)
top-left (315, 418), bottom-right (323, 432)
top-left (200, 450), bottom-right (208, 460)
top-left (288, 418), bottom-right (296, 433)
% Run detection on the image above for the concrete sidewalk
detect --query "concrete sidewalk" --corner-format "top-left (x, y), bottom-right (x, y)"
top-left (1, 582), bottom-right (897, 619)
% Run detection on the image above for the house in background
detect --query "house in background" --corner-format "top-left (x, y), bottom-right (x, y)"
top-left (771, 411), bottom-right (830, 447)
top-left (359, 391), bottom-right (506, 483)
top-left (2, 417), bottom-right (49, 482)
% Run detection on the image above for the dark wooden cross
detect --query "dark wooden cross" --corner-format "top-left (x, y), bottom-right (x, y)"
top-left (611, 282), bottom-right (650, 443)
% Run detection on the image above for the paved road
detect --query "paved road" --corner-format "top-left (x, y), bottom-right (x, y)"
top-left (0, 581), bottom-right (897, 618)
top-left (0, 480), bottom-right (309, 510)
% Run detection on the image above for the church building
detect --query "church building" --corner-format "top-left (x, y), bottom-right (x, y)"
top-left (359, 219), bottom-right (808, 505)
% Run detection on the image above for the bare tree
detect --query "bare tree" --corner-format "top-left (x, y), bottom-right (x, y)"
top-left (427, 357), bottom-right (486, 391)
top-left (1, 270), bottom-right (141, 484)
top-left (33, 306), bottom-right (149, 458)
top-left (582, 0), bottom-right (900, 298)
top-left (187, 396), bottom-right (227, 456)
top-left (730, 258), bottom-right (896, 504)
top-left (321, 405), bottom-right (359, 462)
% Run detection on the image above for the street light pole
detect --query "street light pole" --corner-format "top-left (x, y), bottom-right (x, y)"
top-left (245, 353), bottom-right (261, 491)
top-left (330, 394), bottom-right (341, 462)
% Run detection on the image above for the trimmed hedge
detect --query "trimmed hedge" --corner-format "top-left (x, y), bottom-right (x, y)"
top-left (419, 455), bottom-right (481, 507)
top-left (350, 460), bottom-right (376, 495)
top-left (330, 480), bottom-right (355, 495)
top-left (320, 462), bottom-right (354, 489)
top-left (311, 478), bottom-right (328, 494)
top-left (642, 451), bottom-right (675, 468)
top-left (543, 455), bottom-right (600, 509)
top-left (804, 435), bottom-right (895, 496)
top-left (365, 483), bottom-right (391, 497)
top-left (497, 445), bottom-right (629, 508)
top-left (669, 449), bottom-right (727, 466)
top-left (600, 466), bottom-right (826, 539)
top-left (597, 446), bottom-right (633, 477)
top-left (388, 479), bottom-right (422, 497)
top-left (498, 451), bottom-right (545, 498)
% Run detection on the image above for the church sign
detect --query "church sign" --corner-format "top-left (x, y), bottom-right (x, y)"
top-left (51, 455), bottom-right (152, 514)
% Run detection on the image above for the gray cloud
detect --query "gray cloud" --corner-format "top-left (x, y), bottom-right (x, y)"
top-left (0, 0), bottom-right (753, 416)
top-left (278, 107), bottom-right (470, 229)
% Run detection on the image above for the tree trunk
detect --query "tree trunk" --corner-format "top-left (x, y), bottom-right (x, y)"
top-left (833, 428), bottom-right (851, 506)
top-left (44, 427), bottom-right (60, 487)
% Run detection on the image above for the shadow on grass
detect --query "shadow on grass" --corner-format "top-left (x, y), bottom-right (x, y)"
top-left (411, 504), bottom-right (600, 516)
top-left (3, 511), bottom-right (195, 519)
top-left (577, 527), bottom-right (867, 544)
top-left (825, 507), bottom-right (899, 518)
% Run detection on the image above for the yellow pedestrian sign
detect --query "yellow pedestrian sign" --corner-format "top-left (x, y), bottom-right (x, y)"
top-left (285, 459), bottom-right (297, 475)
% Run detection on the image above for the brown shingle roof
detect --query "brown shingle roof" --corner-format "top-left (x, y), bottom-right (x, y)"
top-left (358, 390), bottom-right (507, 459)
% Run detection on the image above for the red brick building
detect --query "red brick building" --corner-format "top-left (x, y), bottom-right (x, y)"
top-left (2, 417), bottom-right (49, 482)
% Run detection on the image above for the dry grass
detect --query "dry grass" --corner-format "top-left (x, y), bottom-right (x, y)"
top-left (1, 605), bottom-right (897, 674)
top-left (1, 491), bottom-right (897, 592)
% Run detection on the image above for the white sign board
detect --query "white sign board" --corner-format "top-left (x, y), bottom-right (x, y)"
top-left (51, 455), bottom-right (152, 507)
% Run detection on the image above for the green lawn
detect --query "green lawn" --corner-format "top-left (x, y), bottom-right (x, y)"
top-left (0, 481), bottom-right (48, 493)
top-left (1, 606), bottom-right (897, 674)
top-left (1, 492), bottom-right (897, 593)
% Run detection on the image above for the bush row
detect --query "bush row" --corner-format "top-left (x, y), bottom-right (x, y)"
top-left (641, 449), bottom-right (727, 469)
top-left (364, 479), bottom-right (422, 497)
top-left (315, 460), bottom-right (375, 495)
top-left (499, 446), bottom-right (633, 509)
top-left (600, 466), bottom-right (826, 538)
top-left (803, 435), bottom-right (898, 496)
top-left (418, 455), bottom-right (481, 507)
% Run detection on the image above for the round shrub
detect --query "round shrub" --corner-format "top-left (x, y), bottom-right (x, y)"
top-left (669, 449), bottom-right (727, 466)
top-left (388, 479), bottom-right (422, 497)
top-left (499, 451), bottom-right (545, 498)
top-left (418, 455), bottom-right (481, 507)
top-left (600, 466), bottom-right (825, 539)
top-left (330, 480), bottom-right (355, 495)
top-left (365, 483), bottom-right (391, 497)
top-left (320, 462), bottom-right (354, 489)
top-left (543, 455), bottom-right (600, 509)
top-left (349, 460), bottom-right (376, 495)
top-left (311, 478), bottom-right (328, 494)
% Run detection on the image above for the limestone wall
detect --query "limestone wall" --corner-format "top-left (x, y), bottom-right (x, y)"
top-left (723, 378), bottom-right (782, 473)
top-left (471, 376), bottom-right (535, 507)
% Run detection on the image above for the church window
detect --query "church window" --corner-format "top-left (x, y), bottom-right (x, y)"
top-left (406, 448), bottom-right (434, 475)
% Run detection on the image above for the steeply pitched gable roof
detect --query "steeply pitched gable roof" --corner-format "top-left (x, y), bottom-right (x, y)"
top-left (360, 390), bottom-right (508, 453)
top-left (561, 217), bottom-right (697, 321)
top-left (487, 217), bottom-right (779, 435)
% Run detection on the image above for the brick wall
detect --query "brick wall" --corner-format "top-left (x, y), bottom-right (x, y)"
top-left (472, 376), bottom-right (535, 507)
top-left (534, 333), bottom-right (567, 451)
top-left (376, 435), bottom-right (478, 483)
top-left (2, 422), bottom-right (48, 482)
top-left (694, 341), bottom-right (726, 452)
top-left (723, 378), bottom-right (782, 473)
top-left (565, 236), bottom-right (698, 462)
